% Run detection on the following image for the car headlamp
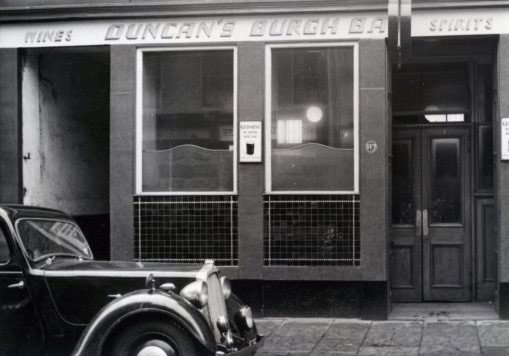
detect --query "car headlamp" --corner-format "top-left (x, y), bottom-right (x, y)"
top-left (179, 280), bottom-right (208, 308)
top-left (220, 276), bottom-right (231, 300)
top-left (234, 306), bottom-right (254, 331)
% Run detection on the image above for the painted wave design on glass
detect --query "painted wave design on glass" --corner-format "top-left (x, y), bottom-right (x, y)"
top-left (272, 143), bottom-right (354, 191)
top-left (143, 145), bottom-right (233, 192)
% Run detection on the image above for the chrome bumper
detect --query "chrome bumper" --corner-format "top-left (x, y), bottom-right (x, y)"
top-left (216, 335), bottom-right (265, 356)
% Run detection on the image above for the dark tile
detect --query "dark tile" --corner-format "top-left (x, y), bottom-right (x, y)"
top-left (0, 49), bottom-right (21, 203)
top-left (499, 36), bottom-right (509, 116)
top-left (361, 282), bottom-right (389, 320)
top-left (497, 284), bottom-right (509, 320)
top-left (360, 88), bottom-right (387, 132)
top-left (110, 45), bottom-right (136, 93)
top-left (360, 39), bottom-right (387, 89)
top-left (262, 281), bottom-right (362, 318)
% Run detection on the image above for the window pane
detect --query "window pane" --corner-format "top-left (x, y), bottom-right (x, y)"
top-left (271, 47), bottom-right (354, 191)
top-left (17, 220), bottom-right (92, 262)
top-left (392, 140), bottom-right (414, 225)
top-left (430, 138), bottom-right (462, 223)
top-left (0, 227), bottom-right (9, 263)
top-left (477, 65), bottom-right (493, 123)
top-left (141, 50), bottom-right (234, 192)
top-left (478, 125), bottom-right (494, 190)
top-left (393, 63), bottom-right (469, 114)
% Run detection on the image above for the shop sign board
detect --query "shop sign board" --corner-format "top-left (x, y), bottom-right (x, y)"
top-left (239, 121), bottom-right (262, 163)
top-left (0, 14), bottom-right (387, 48)
top-left (501, 118), bottom-right (509, 161)
top-left (0, 9), bottom-right (507, 48)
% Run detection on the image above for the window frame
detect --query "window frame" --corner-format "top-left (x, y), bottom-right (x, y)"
top-left (264, 42), bottom-right (360, 194)
top-left (135, 46), bottom-right (238, 195)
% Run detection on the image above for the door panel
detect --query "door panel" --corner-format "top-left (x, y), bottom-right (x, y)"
top-left (390, 130), bottom-right (422, 302)
top-left (423, 128), bottom-right (471, 301)
top-left (476, 199), bottom-right (496, 301)
top-left (391, 127), bottom-right (471, 302)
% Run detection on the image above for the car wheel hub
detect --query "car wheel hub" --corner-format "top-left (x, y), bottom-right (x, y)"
top-left (136, 340), bottom-right (176, 356)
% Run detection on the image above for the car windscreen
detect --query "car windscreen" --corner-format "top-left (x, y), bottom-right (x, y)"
top-left (16, 219), bottom-right (93, 262)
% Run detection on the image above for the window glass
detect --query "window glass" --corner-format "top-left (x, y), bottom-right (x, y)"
top-left (17, 220), bottom-right (92, 262)
top-left (393, 63), bottom-right (470, 115)
top-left (141, 50), bottom-right (234, 193)
top-left (270, 46), bottom-right (355, 191)
top-left (0, 226), bottom-right (9, 263)
top-left (392, 140), bottom-right (414, 225)
top-left (477, 64), bottom-right (493, 123)
top-left (430, 138), bottom-right (462, 224)
top-left (478, 125), bottom-right (494, 191)
top-left (394, 114), bottom-right (467, 125)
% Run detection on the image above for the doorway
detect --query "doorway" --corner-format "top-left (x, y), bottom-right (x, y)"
top-left (389, 47), bottom-right (497, 303)
top-left (391, 126), bottom-right (471, 302)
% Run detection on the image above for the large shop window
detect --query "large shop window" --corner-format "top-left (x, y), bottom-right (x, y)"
top-left (266, 44), bottom-right (358, 193)
top-left (264, 44), bottom-right (360, 267)
top-left (135, 48), bottom-right (238, 266)
top-left (137, 48), bottom-right (236, 194)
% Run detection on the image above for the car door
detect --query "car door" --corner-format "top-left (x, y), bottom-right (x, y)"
top-left (0, 221), bottom-right (43, 354)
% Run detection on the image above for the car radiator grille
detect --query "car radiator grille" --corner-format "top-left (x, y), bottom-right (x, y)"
top-left (207, 273), bottom-right (228, 342)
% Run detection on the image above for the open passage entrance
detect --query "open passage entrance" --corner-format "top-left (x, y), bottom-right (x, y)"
top-left (21, 47), bottom-right (111, 259)
top-left (390, 53), bottom-right (496, 302)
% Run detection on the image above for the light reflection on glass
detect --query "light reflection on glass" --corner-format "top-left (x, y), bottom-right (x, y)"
top-left (424, 113), bottom-right (464, 123)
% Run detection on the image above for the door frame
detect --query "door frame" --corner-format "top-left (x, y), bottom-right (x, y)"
top-left (390, 124), bottom-right (473, 302)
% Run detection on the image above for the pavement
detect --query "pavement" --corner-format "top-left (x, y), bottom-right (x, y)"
top-left (254, 304), bottom-right (509, 356)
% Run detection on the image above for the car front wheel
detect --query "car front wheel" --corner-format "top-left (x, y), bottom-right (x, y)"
top-left (110, 320), bottom-right (201, 356)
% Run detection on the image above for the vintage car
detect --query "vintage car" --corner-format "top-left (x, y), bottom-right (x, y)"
top-left (0, 205), bottom-right (264, 356)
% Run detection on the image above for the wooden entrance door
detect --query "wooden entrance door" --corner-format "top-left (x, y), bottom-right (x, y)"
top-left (390, 127), bottom-right (471, 302)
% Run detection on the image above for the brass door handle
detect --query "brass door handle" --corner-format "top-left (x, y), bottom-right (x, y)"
top-left (416, 209), bottom-right (422, 237)
top-left (423, 209), bottom-right (429, 237)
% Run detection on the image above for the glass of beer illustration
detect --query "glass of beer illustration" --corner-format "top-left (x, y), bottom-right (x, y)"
top-left (246, 140), bottom-right (255, 155)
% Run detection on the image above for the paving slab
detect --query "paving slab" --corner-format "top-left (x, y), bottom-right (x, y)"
top-left (477, 321), bottom-right (509, 347)
top-left (260, 319), bottom-right (332, 354)
top-left (419, 321), bottom-right (481, 356)
top-left (255, 316), bottom-right (509, 356)
top-left (311, 320), bottom-right (371, 355)
top-left (357, 346), bottom-right (420, 356)
top-left (256, 318), bottom-right (285, 337)
top-left (363, 321), bottom-right (423, 347)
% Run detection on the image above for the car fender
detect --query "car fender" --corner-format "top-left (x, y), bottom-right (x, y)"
top-left (71, 289), bottom-right (216, 356)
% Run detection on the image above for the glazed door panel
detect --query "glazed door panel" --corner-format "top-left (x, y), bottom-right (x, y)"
top-left (390, 130), bottom-right (422, 302)
top-left (391, 127), bottom-right (471, 302)
top-left (422, 128), bottom-right (471, 301)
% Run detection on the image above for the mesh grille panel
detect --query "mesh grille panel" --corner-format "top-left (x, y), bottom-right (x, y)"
top-left (264, 195), bottom-right (360, 266)
top-left (134, 196), bottom-right (238, 266)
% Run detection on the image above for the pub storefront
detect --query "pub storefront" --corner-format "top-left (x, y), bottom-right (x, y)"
top-left (0, 0), bottom-right (508, 319)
